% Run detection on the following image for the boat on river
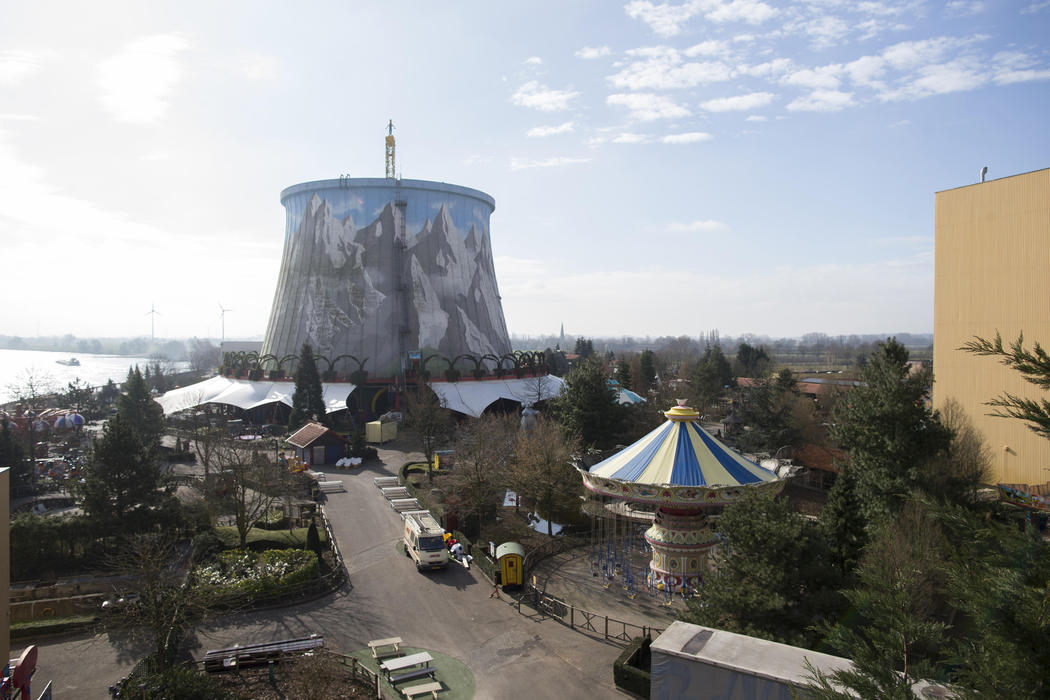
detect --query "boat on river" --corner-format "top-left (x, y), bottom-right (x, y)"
top-left (55, 357), bottom-right (80, 366)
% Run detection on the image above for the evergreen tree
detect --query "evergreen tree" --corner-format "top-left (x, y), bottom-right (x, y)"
top-left (638, 348), bottom-right (657, 394)
top-left (691, 344), bottom-right (734, 410)
top-left (0, 419), bottom-right (31, 489)
top-left (736, 342), bottom-right (770, 377)
top-left (615, 357), bottom-right (632, 391)
top-left (117, 366), bottom-right (165, 452)
top-left (289, 343), bottom-right (326, 429)
top-left (682, 488), bottom-right (840, 648)
top-left (553, 356), bottom-right (625, 449)
top-left (573, 337), bottom-right (594, 359)
top-left (819, 463), bottom-right (867, 578)
top-left (961, 331), bottom-right (1050, 438)
top-left (79, 414), bottom-right (164, 527)
top-left (830, 339), bottom-right (951, 522)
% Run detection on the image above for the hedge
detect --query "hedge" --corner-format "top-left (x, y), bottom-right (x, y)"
top-left (613, 636), bottom-right (652, 699)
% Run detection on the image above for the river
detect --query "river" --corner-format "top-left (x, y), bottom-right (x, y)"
top-left (0, 348), bottom-right (187, 404)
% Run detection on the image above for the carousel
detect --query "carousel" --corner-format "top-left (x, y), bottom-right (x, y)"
top-left (579, 401), bottom-right (782, 598)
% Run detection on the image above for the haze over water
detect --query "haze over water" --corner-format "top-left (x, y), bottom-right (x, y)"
top-left (0, 348), bottom-right (179, 405)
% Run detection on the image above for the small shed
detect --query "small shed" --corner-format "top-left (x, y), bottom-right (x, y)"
top-left (495, 542), bottom-right (525, 587)
top-left (286, 422), bottom-right (347, 467)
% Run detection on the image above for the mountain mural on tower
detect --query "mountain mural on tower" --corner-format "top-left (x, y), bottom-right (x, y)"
top-left (261, 184), bottom-right (511, 377)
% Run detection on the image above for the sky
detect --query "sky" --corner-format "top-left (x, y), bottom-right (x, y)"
top-left (1, 0), bottom-right (1048, 343)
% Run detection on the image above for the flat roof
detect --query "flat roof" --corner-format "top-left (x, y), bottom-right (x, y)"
top-left (935, 166), bottom-right (1049, 194)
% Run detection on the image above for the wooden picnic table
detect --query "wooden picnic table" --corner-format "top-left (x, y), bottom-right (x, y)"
top-left (368, 636), bottom-right (403, 659)
top-left (380, 651), bottom-right (433, 678)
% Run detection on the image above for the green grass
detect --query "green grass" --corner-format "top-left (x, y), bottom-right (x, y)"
top-left (11, 614), bottom-right (96, 638)
top-left (346, 645), bottom-right (475, 700)
top-left (214, 525), bottom-right (327, 550)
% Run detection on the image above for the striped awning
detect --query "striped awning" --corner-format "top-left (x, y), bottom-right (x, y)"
top-left (587, 403), bottom-right (777, 488)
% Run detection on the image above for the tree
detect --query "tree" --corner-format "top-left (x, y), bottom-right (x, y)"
top-left (508, 416), bottom-right (581, 537)
top-left (961, 331), bottom-right (1050, 438)
top-left (574, 337), bottom-right (594, 359)
top-left (402, 382), bottom-right (452, 482)
top-left (615, 357), bottom-right (632, 391)
top-left (682, 488), bottom-right (840, 648)
top-left (691, 344), bottom-right (734, 412)
top-left (118, 366), bottom-right (165, 452)
top-left (732, 369), bottom-right (802, 453)
top-left (289, 343), bottom-right (326, 429)
top-left (79, 414), bottom-right (166, 528)
top-left (819, 463), bottom-right (867, 579)
top-left (211, 440), bottom-right (286, 550)
top-left (102, 534), bottom-right (207, 672)
top-left (919, 398), bottom-right (991, 506)
top-left (0, 418), bottom-right (30, 490)
top-left (438, 414), bottom-right (515, 538)
top-left (638, 349), bottom-right (657, 394)
top-left (736, 342), bottom-right (770, 377)
top-left (188, 337), bottom-right (221, 377)
top-left (5, 366), bottom-right (57, 406)
top-left (830, 339), bottom-right (951, 522)
top-left (807, 503), bottom-right (949, 699)
top-left (64, 377), bottom-right (92, 411)
top-left (553, 356), bottom-right (625, 449)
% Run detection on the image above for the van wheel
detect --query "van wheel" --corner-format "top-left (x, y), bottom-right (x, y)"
top-left (404, 546), bottom-right (410, 557)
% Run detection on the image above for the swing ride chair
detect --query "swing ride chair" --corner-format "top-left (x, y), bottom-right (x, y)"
top-left (579, 401), bottom-right (782, 603)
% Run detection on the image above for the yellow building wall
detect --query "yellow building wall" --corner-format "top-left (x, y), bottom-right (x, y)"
top-left (1, 468), bottom-right (9, 665)
top-left (933, 168), bottom-right (1050, 485)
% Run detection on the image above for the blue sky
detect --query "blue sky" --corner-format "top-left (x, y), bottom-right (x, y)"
top-left (1, 0), bottom-right (1048, 342)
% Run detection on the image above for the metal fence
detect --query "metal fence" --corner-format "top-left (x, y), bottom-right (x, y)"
top-left (515, 584), bottom-right (662, 645)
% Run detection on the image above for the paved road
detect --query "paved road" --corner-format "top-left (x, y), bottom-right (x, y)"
top-left (34, 442), bottom-right (626, 698)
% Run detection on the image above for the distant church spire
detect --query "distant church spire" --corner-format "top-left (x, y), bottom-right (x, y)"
top-left (559, 322), bottom-right (565, 350)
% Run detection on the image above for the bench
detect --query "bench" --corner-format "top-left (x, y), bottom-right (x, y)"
top-left (374, 476), bottom-right (400, 488)
top-left (367, 636), bottom-right (403, 659)
top-left (318, 480), bottom-right (344, 493)
top-left (402, 681), bottom-right (443, 698)
top-left (381, 486), bottom-right (410, 500)
top-left (390, 667), bottom-right (436, 685)
top-left (389, 498), bottom-right (421, 512)
top-left (203, 635), bottom-right (324, 672)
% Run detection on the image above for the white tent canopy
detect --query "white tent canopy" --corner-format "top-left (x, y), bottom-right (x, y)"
top-left (156, 375), bottom-right (563, 418)
top-left (154, 377), bottom-right (356, 416)
top-left (427, 375), bottom-right (564, 418)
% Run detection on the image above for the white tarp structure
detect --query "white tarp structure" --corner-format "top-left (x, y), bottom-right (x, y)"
top-left (155, 374), bottom-right (562, 418)
top-left (424, 375), bottom-right (565, 418)
top-left (154, 376), bottom-right (355, 416)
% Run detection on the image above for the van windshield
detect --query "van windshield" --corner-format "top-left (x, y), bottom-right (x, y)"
top-left (419, 536), bottom-right (445, 551)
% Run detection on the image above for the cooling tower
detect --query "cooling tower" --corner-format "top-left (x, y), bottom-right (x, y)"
top-left (260, 178), bottom-right (512, 377)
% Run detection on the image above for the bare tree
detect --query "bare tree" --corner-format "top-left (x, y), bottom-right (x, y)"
top-left (402, 381), bottom-right (452, 482)
top-left (508, 416), bottom-right (581, 537)
top-left (437, 414), bottom-right (516, 536)
top-left (211, 439), bottom-right (286, 550)
top-left (5, 366), bottom-right (57, 405)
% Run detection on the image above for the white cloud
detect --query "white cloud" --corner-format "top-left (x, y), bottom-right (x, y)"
top-left (1022, 1), bottom-right (1050, 12)
top-left (510, 80), bottom-right (580, 111)
top-left (944, 1), bottom-right (986, 16)
top-left (463, 155), bottom-right (494, 166)
top-left (613, 132), bottom-right (650, 144)
top-left (0, 50), bottom-right (54, 86)
top-left (576, 46), bottom-right (612, 59)
top-left (798, 15), bottom-right (851, 49)
top-left (96, 34), bottom-right (190, 124)
top-left (700, 91), bottom-right (775, 111)
top-left (526, 121), bottom-right (576, 137)
top-left (662, 131), bottom-right (713, 143)
top-left (745, 115), bottom-right (767, 121)
top-left (667, 220), bottom-right (729, 232)
top-left (509, 156), bottom-right (590, 170)
top-left (609, 47), bottom-right (734, 90)
top-left (624, 0), bottom-right (777, 37)
top-left (844, 55), bottom-right (887, 88)
top-left (684, 40), bottom-right (731, 57)
top-left (525, 56), bottom-right (543, 65)
top-left (782, 64), bottom-right (844, 89)
top-left (995, 68), bottom-right (1050, 84)
top-left (607, 92), bottom-right (690, 120)
top-left (787, 89), bottom-right (855, 111)
top-left (738, 58), bottom-right (794, 79)
top-left (879, 58), bottom-right (986, 101)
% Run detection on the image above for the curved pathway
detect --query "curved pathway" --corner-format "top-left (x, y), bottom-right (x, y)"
top-left (34, 442), bottom-right (624, 698)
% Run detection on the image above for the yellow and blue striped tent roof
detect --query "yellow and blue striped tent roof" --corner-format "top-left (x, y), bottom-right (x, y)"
top-left (587, 403), bottom-right (778, 488)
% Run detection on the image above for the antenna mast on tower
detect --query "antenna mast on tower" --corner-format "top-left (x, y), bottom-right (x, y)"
top-left (385, 119), bottom-right (396, 179)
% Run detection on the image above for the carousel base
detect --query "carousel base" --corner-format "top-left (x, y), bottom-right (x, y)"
top-left (647, 570), bottom-right (701, 594)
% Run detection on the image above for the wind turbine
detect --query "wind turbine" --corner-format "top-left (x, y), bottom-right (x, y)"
top-left (218, 302), bottom-right (232, 345)
top-left (146, 303), bottom-right (161, 340)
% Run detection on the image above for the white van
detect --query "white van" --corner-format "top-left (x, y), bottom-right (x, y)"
top-left (403, 512), bottom-right (449, 571)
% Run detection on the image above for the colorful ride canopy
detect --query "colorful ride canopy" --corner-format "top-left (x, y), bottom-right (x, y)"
top-left (587, 402), bottom-right (778, 491)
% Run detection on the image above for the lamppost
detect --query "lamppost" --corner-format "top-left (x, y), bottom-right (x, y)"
top-left (25, 408), bottom-right (36, 487)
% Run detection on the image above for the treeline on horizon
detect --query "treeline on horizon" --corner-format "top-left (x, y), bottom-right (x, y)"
top-left (0, 335), bottom-right (225, 362)
top-left (512, 330), bottom-right (934, 367)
